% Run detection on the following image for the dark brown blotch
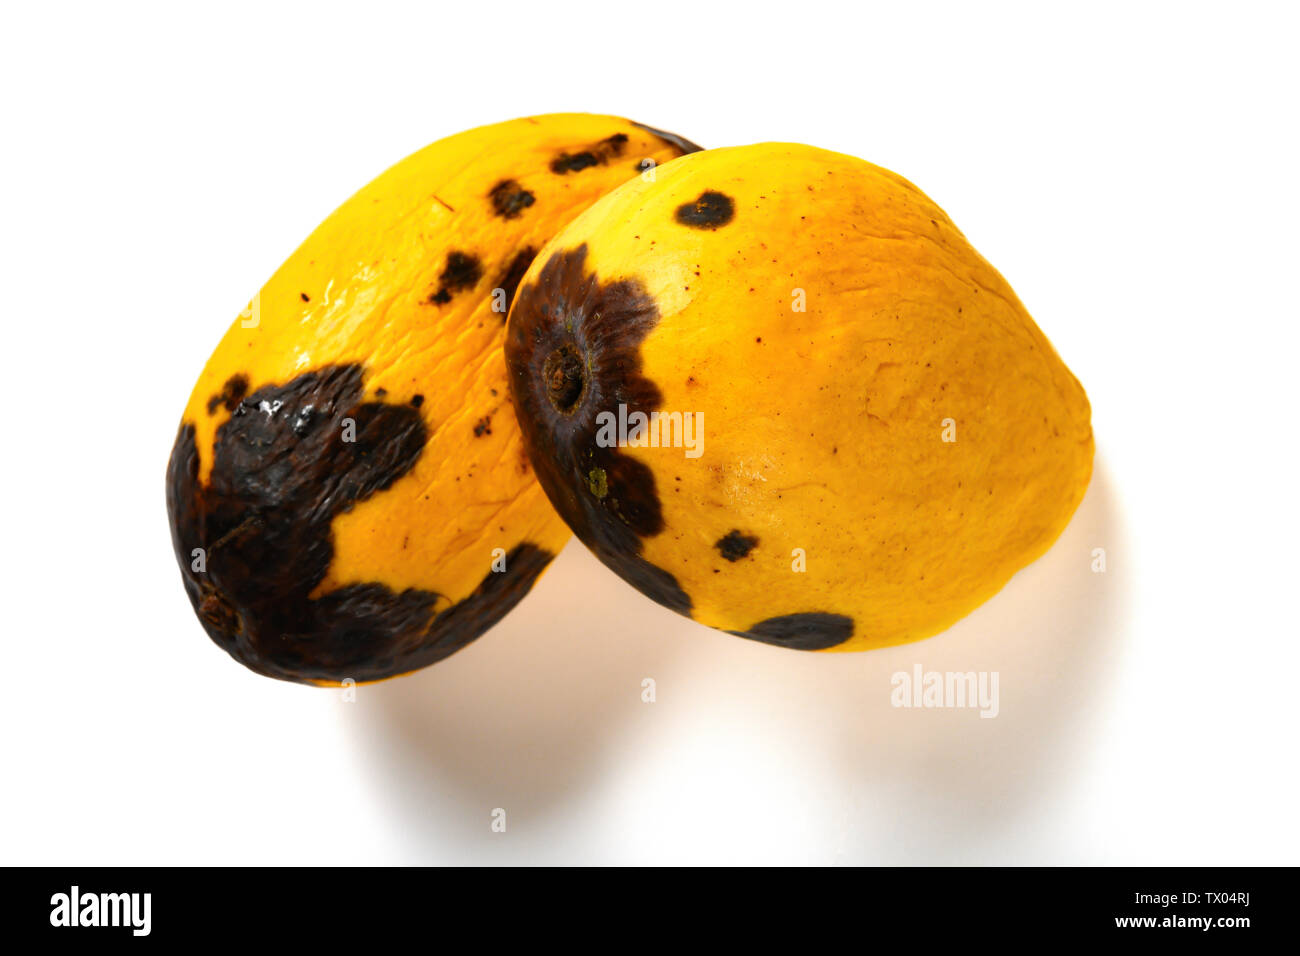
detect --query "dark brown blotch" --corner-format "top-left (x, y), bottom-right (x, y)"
top-left (429, 250), bottom-right (483, 304)
top-left (473, 415), bottom-right (492, 437)
top-left (504, 244), bottom-right (690, 615)
top-left (675, 191), bottom-right (735, 229)
top-left (715, 530), bottom-right (758, 562)
top-left (549, 132), bottom-right (629, 175)
top-left (495, 247), bottom-right (536, 319)
top-left (551, 152), bottom-right (597, 174)
top-left (206, 374), bottom-right (249, 415)
top-left (166, 363), bottom-right (555, 683)
top-left (489, 179), bottom-right (536, 219)
top-left (729, 613), bottom-right (855, 651)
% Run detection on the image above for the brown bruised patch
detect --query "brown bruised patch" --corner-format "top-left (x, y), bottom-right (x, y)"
top-left (675, 191), bottom-right (735, 229)
top-left (495, 247), bottom-right (536, 319)
top-left (206, 374), bottom-right (248, 415)
top-left (549, 133), bottom-right (629, 174)
top-left (489, 179), bottom-right (536, 219)
top-left (429, 250), bottom-right (483, 304)
top-left (505, 244), bottom-right (690, 615)
top-left (715, 530), bottom-right (758, 561)
top-left (166, 363), bottom-right (553, 683)
top-left (729, 613), bottom-right (854, 650)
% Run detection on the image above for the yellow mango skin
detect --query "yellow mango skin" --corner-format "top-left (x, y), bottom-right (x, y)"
top-left (167, 114), bottom-right (699, 683)
top-left (506, 143), bottom-right (1093, 652)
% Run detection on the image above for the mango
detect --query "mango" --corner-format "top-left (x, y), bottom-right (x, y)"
top-left (505, 142), bottom-right (1093, 651)
top-left (166, 113), bottom-right (700, 683)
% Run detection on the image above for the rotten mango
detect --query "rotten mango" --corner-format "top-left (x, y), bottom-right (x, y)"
top-left (506, 142), bottom-right (1093, 652)
top-left (166, 113), bottom-right (700, 683)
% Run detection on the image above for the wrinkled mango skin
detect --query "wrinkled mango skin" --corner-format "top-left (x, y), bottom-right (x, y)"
top-left (506, 142), bottom-right (1093, 652)
top-left (167, 114), bottom-right (699, 683)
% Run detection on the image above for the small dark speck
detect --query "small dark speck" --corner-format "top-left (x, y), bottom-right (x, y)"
top-left (300, 292), bottom-right (310, 302)
top-left (410, 394), bottom-right (424, 408)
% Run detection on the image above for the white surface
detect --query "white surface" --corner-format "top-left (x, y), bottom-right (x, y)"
top-left (1, 1), bottom-right (1296, 865)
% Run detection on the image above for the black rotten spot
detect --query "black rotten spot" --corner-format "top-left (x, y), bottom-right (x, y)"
top-left (729, 613), bottom-right (855, 650)
top-left (715, 530), bottom-right (758, 561)
top-left (675, 191), bottom-right (735, 229)
top-left (495, 247), bottom-right (536, 318)
top-left (429, 251), bottom-right (483, 304)
top-left (549, 133), bottom-right (629, 174)
top-left (206, 374), bottom-right (249, 415)
top-left (166, 363), bottom-right (552, 683)
top-left (489, 179), bottom-right (536, 219)
top-left (505, 244), bottom-right (691, 615)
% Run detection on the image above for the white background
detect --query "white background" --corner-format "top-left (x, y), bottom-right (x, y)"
top-left (2, 1), bottom-right (1297, 865)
